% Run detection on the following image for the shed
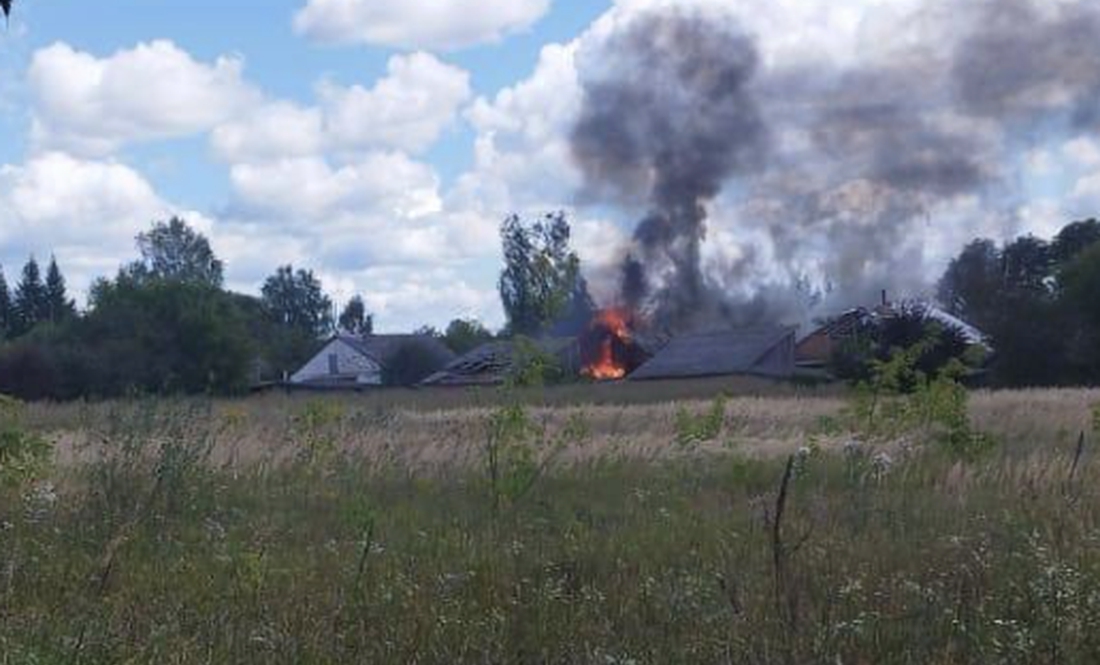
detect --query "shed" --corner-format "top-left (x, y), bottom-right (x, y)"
top-left (629, 326), bottom-right (797, 381)
top-left (290, 334), bottom-right (455, 387)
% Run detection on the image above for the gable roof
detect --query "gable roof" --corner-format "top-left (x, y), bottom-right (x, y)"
top-left (629, 326), bottom-right (796, 381)
top-left (337, 334), bottom-right (455, 368)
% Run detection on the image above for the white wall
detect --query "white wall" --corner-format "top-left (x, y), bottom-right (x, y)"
top-left (290, 338), bottom-right (383, 385)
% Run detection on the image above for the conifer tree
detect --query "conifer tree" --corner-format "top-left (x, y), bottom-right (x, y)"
top-left (0, 265), bottom-right (11, 340)
top-left (13, 256), bottom-right (46, 336)
top-left (44, 255), bottom-right (75, 323)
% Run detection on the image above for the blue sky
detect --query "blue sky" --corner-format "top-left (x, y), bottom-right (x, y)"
top-left (0, 0), bottom-right (1096, 332)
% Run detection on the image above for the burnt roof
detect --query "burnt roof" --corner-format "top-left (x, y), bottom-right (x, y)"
top-left (629, 326), bottom-right (796, 381)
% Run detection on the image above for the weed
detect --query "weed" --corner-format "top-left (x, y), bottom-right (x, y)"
top-left (0, 396), bottom-right (52, 491)
top-left (675, 394), bottom-right (728, 447)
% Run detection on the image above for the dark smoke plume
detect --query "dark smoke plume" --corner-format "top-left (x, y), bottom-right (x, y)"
top-left (570, 0), bottom-right (1100, 332)
top-left (570, 10), bottom-right (767, 330)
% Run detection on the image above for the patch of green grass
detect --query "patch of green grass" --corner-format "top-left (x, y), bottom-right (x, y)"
top-left (5, 397), bottom-right (1100, 663)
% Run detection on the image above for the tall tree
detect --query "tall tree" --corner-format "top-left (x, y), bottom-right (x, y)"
top-left (0, 265), bottom-right (10, 340)
top-left (498, 212), bottom-right (586, 336)
top-left (44, 256), bottom-right (75, 324)
top-left (12, 257), bottom-right (47, 336)
top-left (936, 239), bottom-right (1001, 329)
top-left (261, 265), bottom-right (333, 337)
top-left (1000, 235), bottom-right (1052, 294)
top-left (338, 295), bottom-right (373, 336)
top-left (1052, 218), bottom-right (1100, 268)
top-left (130, 217), bottom-right (224, 287)
top-left (444, 318), bottom-right (493, 355)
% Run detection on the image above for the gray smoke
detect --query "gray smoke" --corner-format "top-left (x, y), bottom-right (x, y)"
top-left (569, 0), bottom-right (1100, 332)
top-left (570, 10), bottom-right (768, 330)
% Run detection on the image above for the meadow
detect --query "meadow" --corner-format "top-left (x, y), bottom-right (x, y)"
top-left (2, 383), bottom-right (1100, 664)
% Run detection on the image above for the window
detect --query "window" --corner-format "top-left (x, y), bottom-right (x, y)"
top-left (328, 353), bottom-right (339, 375)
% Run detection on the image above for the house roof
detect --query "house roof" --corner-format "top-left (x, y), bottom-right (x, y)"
top-left (629, 326), bottom-right (796, 381)
top-left (337, 334), bottom-right (455, 368)
top-left (421, 337), bottom-right (578, 386)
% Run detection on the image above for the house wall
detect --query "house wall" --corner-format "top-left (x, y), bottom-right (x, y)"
top-left (795, 331), bottom-right (834, 365)
top-left (290, 339), bottom-right (383, 385)
top-left (754, 333), bottom-right (796, 377)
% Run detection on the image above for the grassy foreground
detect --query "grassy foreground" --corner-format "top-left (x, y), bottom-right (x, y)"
top-left (2, 389), bottom-right (1100, 663)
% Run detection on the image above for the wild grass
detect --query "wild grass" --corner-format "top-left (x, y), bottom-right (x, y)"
top-left (2, 386), bottom-right (1100, 663)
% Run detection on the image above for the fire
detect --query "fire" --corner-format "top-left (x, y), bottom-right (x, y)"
top-left (581, 308), bottom-right (634, 380)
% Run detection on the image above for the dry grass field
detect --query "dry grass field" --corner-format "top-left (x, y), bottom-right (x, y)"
top-left (3, 383), bottom-right (1100, 663)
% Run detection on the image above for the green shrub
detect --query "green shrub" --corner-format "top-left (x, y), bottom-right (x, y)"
top-left (675, 394), bottom-right (727, 447)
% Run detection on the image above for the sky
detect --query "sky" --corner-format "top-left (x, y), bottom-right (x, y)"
top-left (0, 0), bottom-right (1097, 332)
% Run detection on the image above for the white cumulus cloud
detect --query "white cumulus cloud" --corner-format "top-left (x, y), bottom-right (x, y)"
top-left (29, 40), bottom-right (259, 156)
top-left (212, 52), bottom-right (470, 163)
top-left (293, 0), bottom-right (551, 50)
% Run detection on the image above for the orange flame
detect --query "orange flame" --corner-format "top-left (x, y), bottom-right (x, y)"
top-left (582, 308), bottom-right (633, 380)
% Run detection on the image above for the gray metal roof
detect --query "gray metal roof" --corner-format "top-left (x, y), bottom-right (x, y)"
top-left (629, 326), bottom-right (796, 380)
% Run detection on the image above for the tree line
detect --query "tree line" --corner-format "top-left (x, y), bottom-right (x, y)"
top-left (0, 212), bottom-right (587, 400)
top-left (936, 218), bottom-right (1100, 387)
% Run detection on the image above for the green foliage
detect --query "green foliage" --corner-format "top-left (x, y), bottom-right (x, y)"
top-left (498, 211), bottom-right (589, 336)
top-left (938, 218), bottom-right (1100, 387)
top-left (12, 256), bottom-right (47, 337)
top-left (128, 217), bottom-right (225, 287)
top-left (675, 394), bottom-right (727, 446)
top-left (381, 339), bottom-right (451, 387)
top-left (43, 255), bottom-right (75, 324)
top-left (506, 337), bottom-right (565, 388)
top-left (337, 295), bottom-right (373, 335)
top-left (847, 340), bottom-right (996, 460)
top-left (291, 400), bottom-right (344, 466)
top-left (0, 263), bottom-right (11, 340)
top-left (443, 317), bottom-right (494, 355)
top-left (261, 265), bottom-right (333, 337)
top-left (0, 396), bottom-right (51, 489)
top-left (484, 402), bottom-right (544, 511)
top-left (81, 277), bottom-right (254, 396)
top-left (483, 399), bottom-right (583, 512)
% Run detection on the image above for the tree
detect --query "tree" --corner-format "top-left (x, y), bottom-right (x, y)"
top-left (498, 212), bottom-right (587, 336)
top-left (12, 257), bottom-right (47, 337)
top-left (936, 239), bottom-right (1001, 329)
top-left (338, 295), bottom-right (373, 336)
top-left (1059, 243), bottom-right (1100, 383)
top-left (130, 217), bottom-right (224, 287)
top-left (444, 318), bottom-right (494, 355)
top-left (0, 266), bottom-right (11, 340)
top-left (261, 265), bottom-right (333, 337)
top-left (381, 339), bottom-right (452, 387)
top-left (44, 256), bottom-right (75, 324)
top-left (1052, 218), bottom-right (1100, 268)
top-left (1000, 235), bottom-right (1051, 294)
top-left (81, 278), bottom-right (253, 395)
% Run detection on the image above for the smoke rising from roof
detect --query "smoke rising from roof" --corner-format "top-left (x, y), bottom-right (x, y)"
top-left (569, 0), bottom-right (1100, 331)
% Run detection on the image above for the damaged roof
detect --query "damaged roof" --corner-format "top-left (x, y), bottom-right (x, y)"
top-left (421, 337), bottom-right (580, 387)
